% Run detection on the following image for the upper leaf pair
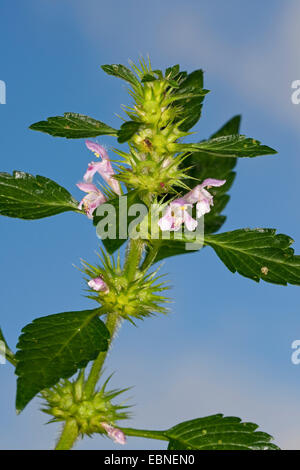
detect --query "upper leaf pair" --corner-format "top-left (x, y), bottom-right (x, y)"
top-left (29, 64), bottom-right (209, 141)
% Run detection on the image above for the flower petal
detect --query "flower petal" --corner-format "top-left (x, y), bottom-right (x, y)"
top-left (196, 199), bottom-right (211, 217)
top-left (83, 161), bottom-right (103, 183)
top-left (101, 423), bottom-right (126, 445)
top-left (158, 207), bottom-right (174, 231)
top-left (200, 178), bottom-right (226, 188)
top-left (184, 186), bottom-right (203, 204)
top-left (183, 211), bottom-right (198, 231)
top-left (83, 158), bottom-right (121, 195)
top-left (85, 140), bottom-right (109, 159)
top-left (76, 182), bottom-right (99, 193)
top-left (79, 191), bottom-right (106, 219)
top-left (88, 277), bottom-right (109, 292)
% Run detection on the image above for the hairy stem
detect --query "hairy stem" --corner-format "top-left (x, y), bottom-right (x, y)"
top-left (85, 238), bottom-right (146, 398)
top-left (4, 353), bottom-right (17, 367)
top-left (119, 426), bottom-right (169, 442)
top-left (123, 238), bottom-right (144, 282)
top-left (84, 311), bottom-right (120, 398)
top-left (55, 238), bottom-right (152, 450)
top-left (0, 328), bottom-right (17, 367)
top-left (54, 312), bottom-right (120, 450)
top-left (55, 419), bottom-right (79, 450)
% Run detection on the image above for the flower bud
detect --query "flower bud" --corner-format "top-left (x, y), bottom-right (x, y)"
top-left (101, 423), bottom-right (126, 445)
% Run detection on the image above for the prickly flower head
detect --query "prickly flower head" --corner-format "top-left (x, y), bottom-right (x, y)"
top-left (41, 373), bottom-right (129, 437)
top-left (83, 251), bottom-right (169, 323)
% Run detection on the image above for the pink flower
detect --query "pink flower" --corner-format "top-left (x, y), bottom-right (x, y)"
top-left (88, 276), bottom-right (109, 293)
top-left (158, 198), bottom-right (198, 232)
top-left (158, 179), bottom-right (226, 232)
top-left (85, 140), bottom-right (121, 195)
top-left (185, 178), bottom-right (226, 218)
top-left (101, 423), bottom-right (126, 445)
top-left (77, 182), bottom-right (106, 220)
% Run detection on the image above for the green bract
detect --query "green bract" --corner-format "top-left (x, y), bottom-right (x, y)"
top-left (82, 249), bottom-right (169, 323)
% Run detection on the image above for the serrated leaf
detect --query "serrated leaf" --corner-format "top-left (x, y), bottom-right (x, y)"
top-left (182, 135), bottom-right (277, 158)
top-left (205, 228), bottom-right (300, 285)
top-left (149, 239), bottom-right (197, 263)
top-left (210, 115), bottom-right (242, 139)
top-left (101, 64), bottom-right (141, 91)
top-left (0, 171), bottom-right (79, 219)
top-left (172, 69), bottom-right (208, 131)
top-left (30, 113), bottom-right (117, 139)
top-left (165, 64), bottom-right (180, 79)
top-left (141, 73), bottom-right (156, 83)
top-left (15, 309), bottom-right (109, 412)
top-left (117, 121), bottom-right (142, 143)
top-left (165, 414), bottom-right (279, 450)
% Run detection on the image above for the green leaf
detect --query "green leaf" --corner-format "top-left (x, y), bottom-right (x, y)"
top-left (165, 414), bottom-right (279, 450)
top-left (30, 113), bottom-right (117, 139)
top-left (0, 171), bottom-right (79, 219)
top-left (93, 190), bottom-right (144, 254)
top-left (117, 121), bottom-right (142, 143)
top-left (182, 135), bottom-right (277, 158)
top-left (15, 309), bottom-right (109, 412)
top-left (165, 64), bottom-right (180, 80)
top-left (101, 64), bottom-right (141, 91)
top-left (205, 228), bottom-right (300, 285)
top-left (141, 73), bottom-right (156, 83)
top-left (149, 239), bottom-right (197, 263)
top-left (172, 69), bottom-right (208, 131)
top-left (210, 114), bottom-right (242, 139)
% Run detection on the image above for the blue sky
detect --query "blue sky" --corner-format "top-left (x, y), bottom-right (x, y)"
top-left (1, 0), bottom-right (300, 449)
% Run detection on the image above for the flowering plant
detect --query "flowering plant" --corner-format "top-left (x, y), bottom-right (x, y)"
top-left (1, 59), bottom-right (298, 450)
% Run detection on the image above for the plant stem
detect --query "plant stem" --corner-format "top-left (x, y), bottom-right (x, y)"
top-left (4, 353), bottom-right (17, 367)
top-left (84, 311), bottom-right (120, 398)
top-left (124, 238), bottom-right (144, 282)
top-left (55, 238), bottom-right (153, 450)
top-left (55, 419), bottom-right (79, 450)
top-left (85, 238), bottom-right (145, 398)
top-left (119, 426), bottom-right (169, 442)
top-left (0, 328), bottom-right (17, 367)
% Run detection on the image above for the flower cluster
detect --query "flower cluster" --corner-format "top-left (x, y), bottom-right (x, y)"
top-left (114, 63), bottom-right (194, 195)
top-left (77, 141), bottom-right (121, 219)
top-left (158, 178), bottom-right (226, 231)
